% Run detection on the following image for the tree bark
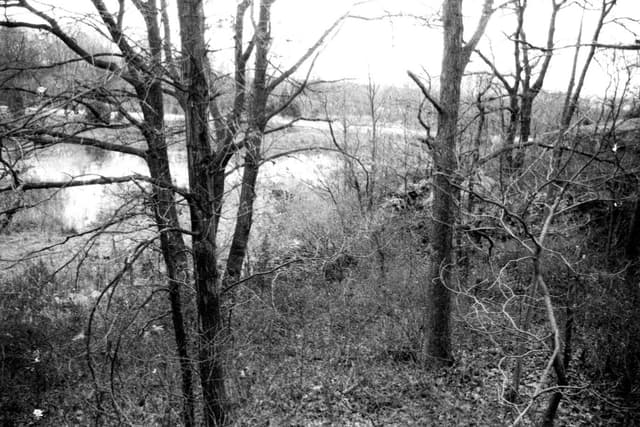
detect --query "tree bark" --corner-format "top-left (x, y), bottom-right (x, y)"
top-left (512, 0), bottom-right (564, 170)
top-left (512, 91), bottom-right (534, 169)
top-left (424, 0), bottom-right (494, 364)
top-left (176, 0), bottom-right (228, 425)
top-left (541, 336), bottom-right (569, 427)
top-left (224, 0), bottom-right (271, 287)
top-left (424, 0), bottom-right (463, 364)
top-left (225, 138), bottom-right (261, 284)
top-left (561, 1), bottom-right (616, 128)
top-left (138, 79), bottom-right (196, 427)
top-left (106, 0), bottom-right (198, 423)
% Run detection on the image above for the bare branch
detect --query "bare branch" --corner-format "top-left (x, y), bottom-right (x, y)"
top-left (0, 174), bottom-right (190, 199)
top-left (586, 42), bottom-right (640, 50)
top-left (266, 52), bottom-right (320, 123)
top-left (28, 132), bottom-right (147, 159)
top-left (0, 1), bottom-right (131, 80)
top-left (463, 0), bottom-right (495, 60)
top-left (474, 49), bottom-right (514, 92)
top-left (90, 0), bottom-right (152, 76)
top-left (407, 70), bottom-right (443, 115)
top-left (267, 11), bottom-right (348, 93)
top-left (532, 0), bottom-right (567, 93)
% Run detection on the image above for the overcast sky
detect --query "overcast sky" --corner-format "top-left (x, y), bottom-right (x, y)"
top-left (16, 0), bottom-right (640, 96)
top-left (259, 0), bottom-right (640, 95)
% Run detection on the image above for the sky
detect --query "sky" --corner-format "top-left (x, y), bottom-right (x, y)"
top-left (10, 0), bottom-right (640, 96)
top-left (258, 0), bottom-right (640, 95)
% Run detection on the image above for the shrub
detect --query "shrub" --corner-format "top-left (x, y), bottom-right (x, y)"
top-left (0, 261), bottom-right (87, 425)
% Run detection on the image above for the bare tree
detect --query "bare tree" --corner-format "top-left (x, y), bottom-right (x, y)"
top-left (0, 0), bottom-right (198, 424)
top-left (173, 0), bottom-right (229, 423)
top-left (222, 0), bottom-right (347, 290)
top-left (561, 0), bottom-right (619, 128)
top-left (1, 0), bottom-right (349, 423)
top-left (476, 0), bottom-right (568, 171)
top-left (161, 0), bottom-right (347, 422)
top-left (408, 0), bottom-right (494, 365)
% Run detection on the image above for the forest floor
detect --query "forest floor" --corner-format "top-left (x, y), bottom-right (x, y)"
top-left (1, 239), bottom-right (635, 426)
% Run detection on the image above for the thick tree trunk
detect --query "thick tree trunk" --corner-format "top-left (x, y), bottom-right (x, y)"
top-left (427, 118), bottom-right (457, 364)
top-left (425, 0), bottom-right (465, 365)
top-left (422, 0), bottom-right (493, 365)
top-left (176, 0), bottom-right (228, 425)
top-left (425, 109), bottom-right (456, 363)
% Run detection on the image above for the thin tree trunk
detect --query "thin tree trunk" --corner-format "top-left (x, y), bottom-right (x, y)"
top-left (513, 92), bottom-right (534, 169)
top-left (225, 0), bottom-right (271, 290)
top-left (505, 92), bottom-right (520, 170)
top-left (225, 139), bottom-right (261, 284)
top-left (562, 270), bottom-right (579, 374)
top-left (541, 352), bottom-right (569, 427)
top-left (539, 22), bottom-right (618, 417)
top-left (511, 0), bottom-right (563, 172)
top-left (134, 1), bottom-right (196, 422)
top-left (144, 125), bottom-right (196, 427)
top-left (461, 89), bottom-right (486, 286)
top-left (509, 275), bottom-right (538, 401)
top-left (561, 1), bottom-right (616, 128)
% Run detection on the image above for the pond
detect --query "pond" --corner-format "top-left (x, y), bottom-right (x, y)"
top-left (21, 143), bottom-right (342, 233)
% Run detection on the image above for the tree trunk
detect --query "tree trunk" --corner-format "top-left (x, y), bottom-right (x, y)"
top-left (142, 99), bottom-right (196, 427)
top-left (135, 2), bottom-right (195, 423)
top-left (513, 91), bottom-right (534, 170)
top-left (225, 0), bottom-right (271, 290)
top-left (176, 0), bottom-right (228, 424)
top-left (505, 91), bottom-right (520, 171)
top-left (460, 91), bottom-right (486, 286)
top-left (541, 353), bottom-right (569, 427)
top-left (425, 0), bottom-right (465, 365)
top-left (621, 200), bottom-right (640, 395)
top-left (421, 0), bottom-right (494, 365)
top-left (225, 138), bottom-right (261, 284)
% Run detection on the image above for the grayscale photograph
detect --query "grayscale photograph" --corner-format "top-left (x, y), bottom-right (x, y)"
top-left (1, 0), bottom-right (638, 425)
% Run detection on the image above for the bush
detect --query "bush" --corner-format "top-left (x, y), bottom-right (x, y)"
top-left (0, 188), bottom-right (68, 234)
top-left (581, 270), bottom-right (640, 394)
top-left (0, 261), bottom-right (87, 425)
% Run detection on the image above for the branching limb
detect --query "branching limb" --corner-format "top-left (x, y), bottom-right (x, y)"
top-left (267, 11), bottom-right (348, 94)
top-left (0, 174), bottom-right (191, 200)
top-left (462, 0), bottom-right (495, 62)
top-left (407, 70), bottom-right (443, 115)
top-left (27, 132), bottom-right (147, 159)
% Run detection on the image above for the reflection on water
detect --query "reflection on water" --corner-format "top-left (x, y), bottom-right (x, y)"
top-left (25, 149), bottom-right (149, 231)
top-left (24, 147), bottom-right (339, 232)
